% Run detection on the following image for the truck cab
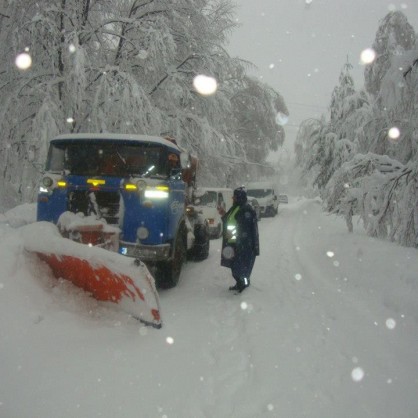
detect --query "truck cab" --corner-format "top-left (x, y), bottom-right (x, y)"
top-left (37, 133), bottom-right (209, 288)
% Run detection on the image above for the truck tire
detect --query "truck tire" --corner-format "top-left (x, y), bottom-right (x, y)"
top-left (155, 225), bottom-right (187, 289)
top-left (188, 223), bottom-right (210, 261)
top-left (215, 223), bottom-right (222, 239)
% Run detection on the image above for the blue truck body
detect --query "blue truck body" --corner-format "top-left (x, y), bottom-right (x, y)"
top-left (36, 133), bottom-right (209, 287)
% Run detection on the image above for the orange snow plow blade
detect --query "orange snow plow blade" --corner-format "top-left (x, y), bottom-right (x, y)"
top-left (21, 222), bottom-right (162, 328)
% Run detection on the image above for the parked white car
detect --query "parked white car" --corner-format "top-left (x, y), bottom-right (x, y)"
top-left (246, 182), bottom-right (279, 217)
top-left (193, 187), bottom-right (233, 238)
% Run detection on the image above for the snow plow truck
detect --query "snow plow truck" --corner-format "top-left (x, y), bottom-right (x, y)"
top-left (36, 133), bottom-right (210, 290)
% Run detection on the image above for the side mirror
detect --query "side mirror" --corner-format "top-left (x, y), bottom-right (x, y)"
top-left (179, 152), bottom-right (190, 169)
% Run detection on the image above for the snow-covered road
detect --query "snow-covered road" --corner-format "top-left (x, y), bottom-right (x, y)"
top-left (1, 198), bottom-right (418, 417)
top-left (161, 197), bottom-right (418, 417)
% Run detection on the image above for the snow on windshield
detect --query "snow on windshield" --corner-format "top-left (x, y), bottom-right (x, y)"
top-left (195, 191), bottom-right (217, 206)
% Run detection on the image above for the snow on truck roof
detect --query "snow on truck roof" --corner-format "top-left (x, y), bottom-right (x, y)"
top-left (52, 133), bottom-right (182, 153)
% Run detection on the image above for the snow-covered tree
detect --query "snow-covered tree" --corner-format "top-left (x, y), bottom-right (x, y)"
top-left (296, 62), bottom-right (361, 191)
top-left (364, 11), bottom-right (416, 98)
top-left (329, 61), bottom-right (370, 146)
top-left (377, 50), bottom-right (418, 163)
top-left (296, 10), bottom-right (418, 248)
top-left (324, 153), bottom-right (418, 246)
top-left (330, 60), bottom-right (356, 125)
top-left (294, 117), bottom-right (326, 191)
top-left (0, 0), bottom-right (287, 206)
top-left (228, 76), bottom-right (287, 181)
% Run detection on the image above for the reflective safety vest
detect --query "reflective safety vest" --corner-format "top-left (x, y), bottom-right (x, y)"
top-left (226, 206), bottom-right (240, 243)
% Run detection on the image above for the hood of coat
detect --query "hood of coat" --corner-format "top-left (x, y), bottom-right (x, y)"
top-left (233, 187), bottom-right (247, 206)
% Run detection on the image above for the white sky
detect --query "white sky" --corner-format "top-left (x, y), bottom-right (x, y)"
top-left (227, 0), bottom-right (418, 149)
top-left (2, 199), bottom-right (418, 417)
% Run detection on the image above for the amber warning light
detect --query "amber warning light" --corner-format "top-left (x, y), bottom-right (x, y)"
top-left (87, 179), bottom-right (106, 187)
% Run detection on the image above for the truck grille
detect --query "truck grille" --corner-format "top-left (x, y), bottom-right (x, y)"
top-left (68, 190), bottom-right (121, 225)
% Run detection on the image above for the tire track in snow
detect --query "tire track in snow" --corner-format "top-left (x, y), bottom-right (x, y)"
top-left (160, 239), bottom-right (256, 417)
top-left (200, 252), bottom-right (256, 416)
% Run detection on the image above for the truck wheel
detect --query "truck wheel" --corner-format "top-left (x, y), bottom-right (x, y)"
top-left (188, 223), bottom-right (210, 261)
top-left (155, 226), bottom-right (187, 289)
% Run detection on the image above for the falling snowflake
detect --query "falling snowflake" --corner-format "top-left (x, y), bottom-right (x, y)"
top-left (351, 367), bottom-right (365, 382)
top-left (15, 52), bottom-right (32, 70)
top-left (193, 75), bottom-right (218, 96)
top-left (222, 246), bottom-right (235, 260)
top-left (360, 48), bottom-right (376, 65)
top-left (385, 318), bottom-right (396, 330)
top-left (388, 127), bottom-right (400, 141)
top-left (275, 112), bottom-right (289, 126)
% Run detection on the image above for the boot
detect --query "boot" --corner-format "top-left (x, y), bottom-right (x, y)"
top-left (236, 283), bottom-right (247, 293)
top-left (237, 277), bottom-right (250, 292)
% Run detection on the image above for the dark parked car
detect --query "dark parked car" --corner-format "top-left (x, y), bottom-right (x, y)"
top-left (249, 198), bottom-right (261, 221)
top-left (278, 194), bottom-right (289, 204)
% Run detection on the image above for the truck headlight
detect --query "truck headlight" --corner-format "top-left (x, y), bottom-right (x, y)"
top-left (39, 176), bottom-right (66, 192)
top-left (42, 177), bottom-right (53, 188)
top-left (144, 185), bottom-right (169, 199)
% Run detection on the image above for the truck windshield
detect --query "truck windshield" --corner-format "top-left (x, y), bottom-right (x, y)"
top-left (47, 141), bottom-right (174, 178)
top-left (247, 189), bottom-right (272, 198)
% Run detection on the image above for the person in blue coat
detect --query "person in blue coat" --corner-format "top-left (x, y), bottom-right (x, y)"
top-left (221, 187), bottom-right (260, 293)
